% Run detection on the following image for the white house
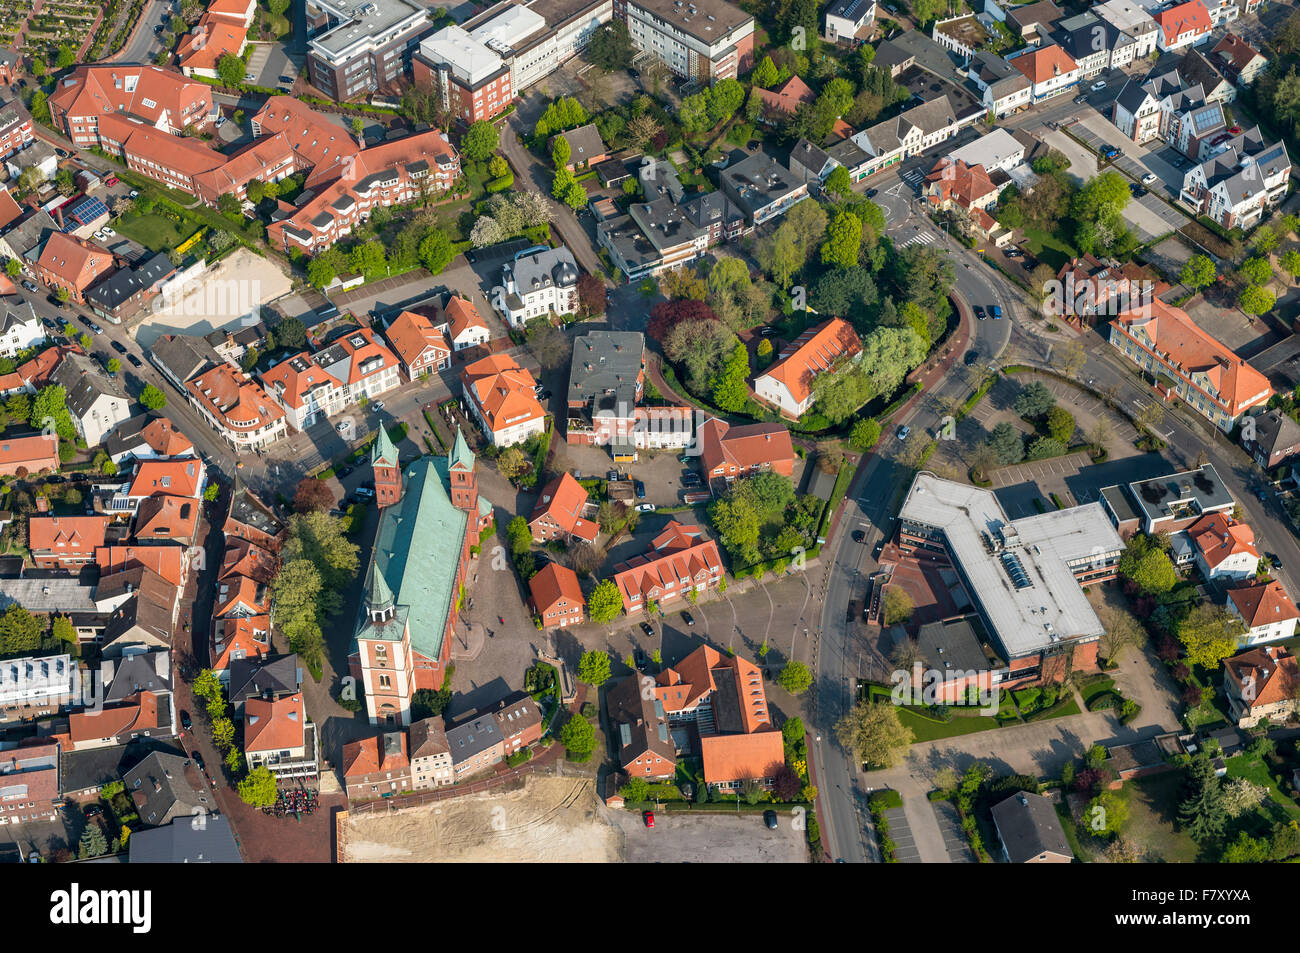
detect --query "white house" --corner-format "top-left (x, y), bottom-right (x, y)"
top-left (852, 95), bottom-right (972, 176)
top-left (52, 352), bottom-right (132, 448)
top-left (753, 318), bottom-right (861, 419)
top-left (966, 52), bottom-right (1033, 117)
top-left (0, 300), bottom-right (44, 358)
top-left (1191, 513), bottom-right (1260, 582)
top-left (445, 295), bottom-right (491, 350)
top-left (260, 327), bottom-right (402, 432)
top-left (1226, 580), bottom-right (1300, 648)
top-left (1153, 0), bottom-right (1212, 53)
top-left (1093, 0), bottom-right (1160, 59)
top-left (1179, 128), bottom-right (1290, 231)
top-left (824, 0), bottom-right (876, 44)
top-left (1008, 44), bottom-right (1081, 102)
top-left (499, 246), bottom-right (580, 328)
top-left (948, 129), bottom-right (1025, 174)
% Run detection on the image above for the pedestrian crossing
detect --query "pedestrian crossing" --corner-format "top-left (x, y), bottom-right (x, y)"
top-left (896, 231), bottom-right (936, 249)
top-left (901, 169), bottom-right (924, 186)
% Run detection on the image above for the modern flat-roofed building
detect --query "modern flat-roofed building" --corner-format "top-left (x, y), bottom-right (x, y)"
top-left (897, 472), bottom-right (1124, 685)
top-left (719, 151), bottom-right (809, 229)
top-left (824, 0), bottom-right (876, 45)
top-left (619, 0), bottom-right (755, 84)
top-left (1099, 463), bottom-right (1236, 537)
top-left (305, 0), bottom-right (434, 101)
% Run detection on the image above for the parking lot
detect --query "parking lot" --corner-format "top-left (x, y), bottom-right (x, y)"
top-left (605, 806), bottom-right (809, 863)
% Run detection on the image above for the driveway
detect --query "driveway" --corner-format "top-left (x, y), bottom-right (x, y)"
top-left (932, 798), bottom-right (976, 862)
top-left (604, 805), bottom-right (809, 863)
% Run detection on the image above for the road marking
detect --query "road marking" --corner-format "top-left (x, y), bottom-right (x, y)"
top-left (897, 232), bottom-right (936, 249)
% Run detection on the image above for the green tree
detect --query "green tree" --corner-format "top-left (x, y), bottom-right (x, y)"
top-left (986, 421), bottom-right (1025, 465)
top-left (563, 180), bottom-right (588, 211)
top-left (824, 164), bottom-right (852, 200)
top-left (751, 54), bottom-right (780, 88)
top-left (217, 53), bottom-right (246, 88)
top-left (835, 701), bottom-right (913, 768)
top-left (850, 417), bottom-right (881, 451)
top-left (1280, 249), bottom-right (1300, 284)
top-left (488, 155), bottom-right (510, 178)
top-left (1239, 284), bottom-right (1276, 315)
top-left (1222, 831), bottom-right (1271, 863)
top-left (560, 710), bottom-right (597, 759)
top-left (307, 256), bottom-right (336, 290)
top-left (578, 649), bottom-right (612, 687)
top-left (709, 342), bottom-right (751, 412)
top-left (139, 385), bottom-right (167, 411)
top-left (78, 823), bottom-right (108, 859)
top-left (350, 240), bottom-right (387, 278)
top-left (1176, 604), bottom-right (1245, 669)
top-left (0, 603), bottom-right (42, 655)
top-left (587, 578), bottom-right (623, 623)
top-left (777, 660), bottom-right (813, 694)
top-left (237, 766), bottom-right (279, 808)
top-left (1013, 380), bottom-right (1055, 419)
top-left (551, 134), bottom-right (571, 169)
top-left (1178, 755), bottom-right (1228, 842)
top-left (106, 358), bottom-right (121, 374)
top-left (587, 20), bottom-right (634, 71)
top-left (1239, 256), bottom-right (1273, 286)
top-left (1045, 405), bottom-right (1075, 444)
top-left (1179, 254), bottom-right (1217, 290)
top-left (1253, 224), bottom-right (1280, 255)
top-left (418, 230), bottom-right (454, 275)
top-left (51, 615), bottom-right (76, 645)
top-left (620, 776), bottom-right (650, 803)
top-left (56, 44), bottom-right (77, 69)
top-left (1086, 790), bottom-right (1129, 837)
top-left (4, 259), bottom-right (19, 278)
top-left (819, 210), bottom-right (863, 269)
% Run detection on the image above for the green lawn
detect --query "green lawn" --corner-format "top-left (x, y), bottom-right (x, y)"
top-left (1223, 754), bottom-right (1300, 825)
top-left (1124, 774), bottom-right (1202, 862)
top-left (1023, 227), bottom-right (1078, 271)
top-left (115, 214), bottom-right (191, 252)
top-left (897, 707), bottom-right (1001, 743)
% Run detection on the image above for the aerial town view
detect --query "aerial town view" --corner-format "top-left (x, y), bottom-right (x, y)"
top-left (0, 0), bottom-right (1296, 917)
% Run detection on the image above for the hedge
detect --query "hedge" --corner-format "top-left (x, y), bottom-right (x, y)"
top-left (486, 173), bottom-right (515, 193)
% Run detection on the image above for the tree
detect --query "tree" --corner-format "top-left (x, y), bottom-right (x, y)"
top-left (1055, 340), bottom-right (1087, 379)
top-left (1281, 249), bottom-right (1300, 285)
top-left (78, 823), bottom-right (108, 859)
top-left (777, 661), bottom-right (813, 694)
top-left (105, 358), bottom-right (121, 375)
top-left (578, 649), bottom-right (612, 687)
top-left (819, 210), bottom-right (863, 269)
top-left (488, 155), bottom-right (510, 179)
top-left (4, 259), bottom-right (19, 278)
top-left (709, 342), bottom-right (751, 412)
top-left (986, 422), bottom-right (1025, 465)
top-left (0, 604), bottom-right (42, 655)
top-left (217, 53), bottom-right (245, 87)
top-left (587, 20), bottom-right (634, 71)
top-left (577, 272), bottom-right (605, 317)
top-left (835, 701), bottom-right (913, 768)
top-left (495, 446), bottom-right (528, 480)
top-left (1222, 777), bottom-right (1268, 819)
top-left (1045, 405), bottom-right (1075, 444)
top-left (1239, 284), bottom-right (1276, 315)
top-left (1239, 256), bottom-right (1273, 286)
top-left (1087, 790), bottom-right (1129, 837)
top-left (563, 180), bottom-right (588, 211)
top-left (307, 256), bottom-right (336, 290)
top-left (51, 615), bottom-right (76, 645)
top-left (551, 134), bottom-right (572, 170)
top-left (560, 710), bottom-right (597, 759)
top-left (1097, 605), bottom-right (1146, 665)
top-left (587, 579), bottom-right (623, 623)
top-left (883, 587), bottom-right (913, 626)
top-left (57, 286), bottom-right (72, 304)
top-left (461, 120), bottom-right (499, 161)
top-left (751, 55), bottom-right (780, 89)
top-left (850, 418), bottom-right (881, 451)
top-left (293, 477), bottom-right (336, 513)
top-left (1253, 224), bottom-right (1280, 255)
top-left (1013, 380), bottom-right (1055, 420)
top-left (1176, 604), bottom-right (1245, 669)
top-left (1121, 544), bottom-right (1177, 596)
top-left (620, 776), bottom-right (651, 803)
top-left (139, 385), bottom-right (167, 411)
top-left (418, 230), bottom-right (454, 275)
top-left (56, 44), bottom-right (77, 69)
top-left (238, 766), bottom-right (279, 808)
top-left (825, 165), bottom-right (852, 200)
top-left (1222, 831), bottom-right (1271, 863)
top-left (1179, 755), bottom-right (1228, 842)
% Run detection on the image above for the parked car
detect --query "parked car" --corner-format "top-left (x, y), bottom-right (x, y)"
top-left (634, 480), bottom-right (646, 499)
top-left (215, 115), bottom-right (226, 127)
top-left (111, 340), bottom-right (128, 355)
top-left (643, 810), bottom-right (655, 828)
top-left (355, 486), bottom-right (375, 499)
top-left (337, 464), bottom-right (354, 478)
top-left (640, 621), bottom-right (655, 638)
top-left (21, 280), bottom-right (36, 292)
top-left (126, 354), bottom-right (142, 368)
top-left (93, 229), bottom-right (107, 240)
top-left (1073, 94), bottom-right (1088, 104)
top-left (763, 810), bottom-right (778, 830)
top-left (974, 305), bottom-right (985, 320)
top-left (1100, 145), bottom-right (1121, 160)
top-left (990, 305), bottom-right (1003, 320)
top-left (852, 530), bottom-right (865, 543)
top-left (103, 176), bottom-right (117, 188)
top-left (1141, 172), bottom-right (1158, 185)
top-left (896, 424), bottom-right (911, 440)
top-left (607, 470), bottom-right (620, 481)
top-left (1229, 125), bottom-right (1242, 135)
top-left (335, 422), bottom-right (348, 432)
top-left (1091, 80), bottom-right (1107, 91)
top-left (180, 710), bottom-right (192, 730)
top-left (1267, 552), bottom-right (1283, 569)
top-left (866, 188), bottom-right (878, 197)
top-left (635, 502), bottom-right (656, 512)
top-left (371, 400), bottom-right (384, 410)
top-left (964, 350), bottom-right (979, 366)
top-left (83, 804), bottom-right (103, 818)
top-left (129, 189), bottom-right (139, 198)
top-left (681, 610), bottom-right (695, 626)
top-left (191, 752), bottom-right (205, 772)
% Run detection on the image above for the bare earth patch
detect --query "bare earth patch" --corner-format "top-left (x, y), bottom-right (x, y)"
top-left (340, 776), bottom-right (623, 863)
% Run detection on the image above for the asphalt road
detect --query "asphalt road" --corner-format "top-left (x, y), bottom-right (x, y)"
top-left (116, 0), bottom-right (174, 65)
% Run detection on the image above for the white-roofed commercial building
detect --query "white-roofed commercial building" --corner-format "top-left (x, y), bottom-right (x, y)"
top-left (896, 472), bottom-right (1123, 685)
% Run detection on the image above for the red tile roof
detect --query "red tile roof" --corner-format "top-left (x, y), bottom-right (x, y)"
top-left (185, 363), bottom-right (285, 435)
top-left (1225, 645), bottom-right (1298, 708)
top-left (446, 295), bottom-right (488, 341)
top-left (244, 692), bottom-right (305, 753)
top-left (28, 515), bottom-right (110, 554)
top-left (178, 15), bottom-right (248, 73)
top-left (1190, 512), bottom-right (1258, 569)
top-left (128, 459), bottom-right (205, 499)
top-left (698, 730), bottom-right (785, 785)
top-left (1010, 44), bottom-right (1079, 84)
top-left (133, 495), bottom-right (199, 543)
top-left (758, 317), bottom-right (861, 405)
top-left (342, 733), bottom-right (409, 778)
top-left (1111, 298), bottom-right (1272, 416)
top-left (49, 66), bottom-right (214, 135)
top-left (528, 562), bottom-right (585, 617)
top-left (220, 537), bottom-right (278, 584)
top-left (67, 692), bottom-right (163, 746)
top-left (926, 157), bottom-right (997, 210)
top-left (461, 353), bottom-right (544, 435)
top-left (614, 521), bottom-right (723, 608)
top-left (1226, 579), bottom-right (1299, 628)
top-left (140, 417), bottom-right (194, 457)
top-left (529, 472), bottom-right (597, 542)
top-left (37, 233), bottom-right (113, 292)
top-left (1154, 1), bottom-right (1212, 44)
top-left (95, 545), bottom-right (186, 587)
top-left (0, 433), bottom-right (59, 473)
top-left (210, 614), bottom-right (270, 673)
top-left (755, 75), bottom-right (815, 117)
top-left (697, 418), bottom-right (794, 479)
top-left (384, 308), bottom-right (450, 374)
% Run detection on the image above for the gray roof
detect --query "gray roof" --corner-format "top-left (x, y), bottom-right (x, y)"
top-left (859, 95), bottom-right (960, 155)
top-left (875, 30), bottom-right (964, 82)
top-left (825, 138), bottom-right (872, 169)
top-left (151, 334), bottom-right (222, 387)
top-left (606, 673), bottom-right (673, 770)
top-left (1249, 409), bottom-right (1300, 461)
top-left (1122, 463), bottom-right (1235, 528)
top-left (990, 791), bottom-right (1072, 862)
top-left (0, 575), bottom-right (97, 613)
top-left (506, 246), bottom-right (579, 296)
top-left (103, 414), bottom-right (152, 459)
top-left (2, 210), bottom-right (58, 261)
top-left (1178, 48), bottom-right (1228, 94)
top-left (123, 751), bottom-right (211, 827)
top-left (85, 253), bottom-right (175, 312)
top-left (308, 0), bottom-right (430, 57)
top-left (60, 738), bottom-right (183, 795)
top-left (1193, 127), bottom-right (1289, 204)
top-left (129, 815), bottom-right (242, 863)
top-left (53, 351), bottom-right (128, 414)
top-left (826, 0), bottom-right (875, 22)
top-left (556, 123), bottom-right (606, 165)
top-left (445, 713), bottom-right (501, 763)
top-left (916, 617), bottom-right (999, 674)
top-left (101, 650), bottom-right (172, 705)
top-left (0, 298), bottom-right (38, 336)
top-left (226, 478), bottom-right (286, 540)
top-left (567, 330), bottom-right (645, 413)
top-left (1008, 0), bottom-right (1063, 34)
top-left (228, 654), bottom-right (301, 706)
top-left (629, 195), bottom-right (706, 252)
top-left (1053, 14), bottom-right (1105, 60)
top-left (789, 138), bottom-right (832, 178)
top-left (721, 150), bottom-right (805, 218)
top-left (101, 573), bottom-right (178, 650)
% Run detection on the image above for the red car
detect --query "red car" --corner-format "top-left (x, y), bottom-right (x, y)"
top-left (643, 810), bottom-right (655, 828)
top-left (104, 175), bottom-right (119, 186)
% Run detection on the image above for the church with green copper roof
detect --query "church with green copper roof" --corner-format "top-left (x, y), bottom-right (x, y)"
top-left (348, 427), bottom-right (493, 727)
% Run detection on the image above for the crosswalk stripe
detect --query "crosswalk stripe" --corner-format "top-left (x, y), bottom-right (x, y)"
top-left (897, 232), bottom-right (936, 249)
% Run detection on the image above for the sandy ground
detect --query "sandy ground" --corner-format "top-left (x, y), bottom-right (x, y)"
top-left (340, 776), bottom-right (624, 863)
top-left (132, 248), bottom-right (294, 348)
